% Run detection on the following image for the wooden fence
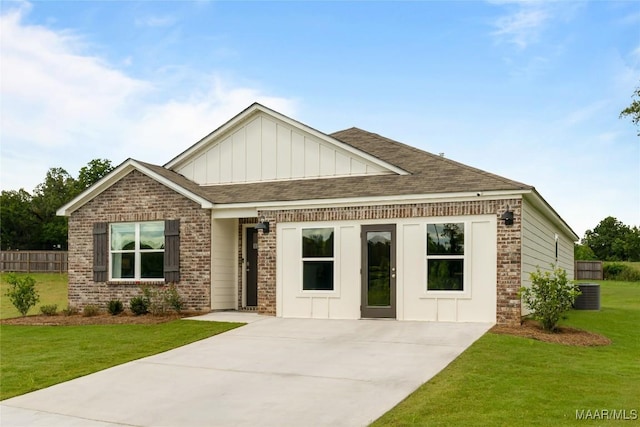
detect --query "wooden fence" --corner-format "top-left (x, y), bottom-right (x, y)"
top-left (0, 251), bottom-right (68, 273)
top-left (575, 260), bottom-right (603, 280)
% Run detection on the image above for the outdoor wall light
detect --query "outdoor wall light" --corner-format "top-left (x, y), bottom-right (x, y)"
top-left (255, 216), bottom-right (270, 234)
top-left (501, 206), bottom-right (514, 226)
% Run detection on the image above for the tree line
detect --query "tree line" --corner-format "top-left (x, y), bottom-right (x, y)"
top-left (576, 217), bottom-right (640, 262)
top-left (0, 159), bottom-right (114, 251)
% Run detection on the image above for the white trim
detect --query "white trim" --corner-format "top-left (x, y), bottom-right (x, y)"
top-left (212, 190), bottom-right (526, 212)
top-left (164, 103), bottom-right (409, 176)
top-left (56, 159), bottom-right (214, 216)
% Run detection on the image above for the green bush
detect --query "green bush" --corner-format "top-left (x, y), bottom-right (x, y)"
top-left (164, 284), bottom-right (184, 313)
top-left (519, 266), bottom-right (581, 332)
top-left (61, 305), bottom-right (79, 316)
top-left (4, 274), bottom-right (40, 316)
top-left (107, 299), bottom-right (124, 315)
top-left (83, 305), bottom-right (100, 317)
top-left (129, 295), bottom-right (149, 316)
top-left (40, 304), bottom-right (58, 316)
top-left (603, 263), bottom-right (640, 281)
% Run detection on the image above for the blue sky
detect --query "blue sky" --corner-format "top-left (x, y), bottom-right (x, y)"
top-left (1, 0), bottom-right (638, 238)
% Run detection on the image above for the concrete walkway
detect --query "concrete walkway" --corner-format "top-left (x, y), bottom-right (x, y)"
top-left (1, 314), bottom-right (492, 427)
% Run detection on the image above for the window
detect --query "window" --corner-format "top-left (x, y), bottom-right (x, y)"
top-left (426, 223), bottom-right (465, 291)
top-left (110, 221), bottom-right (164, 280)
top-left (302, 228), bottom-right (334, 291)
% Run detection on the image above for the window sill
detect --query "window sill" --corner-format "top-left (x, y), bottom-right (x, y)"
top-left (421, 290), bottom-right (471, 299)
top-left (107, 280), bottom-right (166, 286)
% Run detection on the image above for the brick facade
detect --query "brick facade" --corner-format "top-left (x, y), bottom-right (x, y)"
top-left (67, 170), bottom-right (211, 311)
top-left (257, 198), bottom-right (522, 324)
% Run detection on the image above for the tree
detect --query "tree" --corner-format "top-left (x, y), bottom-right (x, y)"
top-left (1, 159), bottom-right (115, 250)
top-left (574, 243), bottom-right (596, 261)
top-left (0, 190), bottom-right (39, 250)
top-left (620, 85), bottom-right (640, 135)
top-left (76, 158), bottom-right (114, 191)
top-left (5, 274), bottom-right (40, 316)
top-left (582, 216), bottom-right (640, 262)
top-left (31, 168), bottom-right (78, 249)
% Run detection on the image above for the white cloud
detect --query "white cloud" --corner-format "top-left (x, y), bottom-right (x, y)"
top-left (0, 3), bottom-right (296, 192)
top-left (492, 4), bottom-right (549, 49)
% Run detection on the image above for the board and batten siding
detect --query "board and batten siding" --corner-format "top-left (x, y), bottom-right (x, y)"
top-left (211, 217), bottom-right (238, 310)
top-left (521, 199), bottom-right (575, 291)
top-left (176, 113), bottom-right (389, 185)
top-left (276, 215), bottom-right (497, 322)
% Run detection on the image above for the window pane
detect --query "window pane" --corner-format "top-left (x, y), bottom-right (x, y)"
top-left (427, 259), bottom-right (464, 291)
top-left (140, 222), bottom-right (165, 250)
top-left (367, 231), bottom-right (391, 306)
top-left (427, 223), bottom-right (464, 255)
top-left (303, 261), bottom-right (334, 290)
top-left (111, 223), bottom-right (135, 250)
top-left (141, 252), bottom-right (164, 278)
top-left (112, 252), bottom-right (135, 279)
top-left (302, 228), bottom-right (334, 258)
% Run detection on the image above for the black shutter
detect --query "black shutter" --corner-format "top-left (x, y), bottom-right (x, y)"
top-left (164, 219), bottom-right (180, 283)
top-left (93, 222), bottom-right (108, 282)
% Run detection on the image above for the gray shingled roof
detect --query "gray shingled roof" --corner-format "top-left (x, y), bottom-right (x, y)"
top-left (140, 127), bottom-right (531, 205)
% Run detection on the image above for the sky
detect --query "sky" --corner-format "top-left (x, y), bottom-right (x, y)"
top-left (1, 0), bottom-right (638, 239)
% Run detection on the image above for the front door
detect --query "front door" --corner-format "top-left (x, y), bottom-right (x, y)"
top-left (245, 227), bottom-right (258, 307)
top-left (361, 224), bottom-right (396, 318)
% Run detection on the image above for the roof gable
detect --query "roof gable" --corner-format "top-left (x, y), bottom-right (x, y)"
top-left (164, 103), bottom-right (408, 185)
top-left (56, 159), bottom-right (213, 216)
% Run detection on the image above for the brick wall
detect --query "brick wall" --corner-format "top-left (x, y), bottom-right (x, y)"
top-left (67, 170), bottom-right (212, 311)
top-left (257, 198), bottom-right (522, 324)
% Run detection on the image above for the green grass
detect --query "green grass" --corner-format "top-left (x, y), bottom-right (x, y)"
top-left (373, 280), bottom-right (640, 427)
top-left (1, 272), bottom-right (68, 319)
top-left (0, 320), bottom-right (243, 400)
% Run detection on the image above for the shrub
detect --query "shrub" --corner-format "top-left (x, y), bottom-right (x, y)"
top-left (164, 284), bottom-right (184, 314)
top-left (83, 305), bottom-right (100, 317)
top-left (129, 295), bottom-right (149, 316)
top-left (40, 304), bottom-right (58, 316)
top-left (61, 305), bottom-right (79, 316)
top-left (4, 273), bottom-right (40, 316)
top-left (107, 299), bottom-right (124, 315)
top-left (603, 263), bottom-right (640, 281)
top-left (519, 266), bottom-right (581, 332)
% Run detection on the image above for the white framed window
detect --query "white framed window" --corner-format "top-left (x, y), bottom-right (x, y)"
top-left (110, 221), bottom-right (164, 280)
top-left (301, 228), bottom-right (334, 291)
top-left (426, 223), bottom-right (465, 291)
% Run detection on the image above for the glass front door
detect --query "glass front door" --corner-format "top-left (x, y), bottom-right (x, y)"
top-left (361, 224), bottom-right (396, 318)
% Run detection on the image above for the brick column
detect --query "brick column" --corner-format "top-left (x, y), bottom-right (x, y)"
top-left (256, 213), bottom-right (277, 315)
top-left (496, 200), bottom-right (522, 325)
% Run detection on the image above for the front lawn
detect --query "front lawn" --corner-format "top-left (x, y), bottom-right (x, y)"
top-left (373, 280), bottom-right (640, 426)
top-left (0, 320), bottom-right (243, 400)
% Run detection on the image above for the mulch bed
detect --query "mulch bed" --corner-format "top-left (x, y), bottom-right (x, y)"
top-left (490, 319), bottom-right (611, 346)
top-left (0, 311), bottom-right (204, 326)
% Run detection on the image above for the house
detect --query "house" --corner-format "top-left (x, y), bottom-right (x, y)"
top-left (57, 103), bottom-right (578, 324)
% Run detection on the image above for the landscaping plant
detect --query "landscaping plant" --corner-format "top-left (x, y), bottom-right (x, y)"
top-left (519, 266), bottom-right (581, 332)
top-left (40, 304), bottom-right (58, 316)
top-left (107, 299), bottom-right (124, 315)
top-left (4, 273), bottom-right (40, 316)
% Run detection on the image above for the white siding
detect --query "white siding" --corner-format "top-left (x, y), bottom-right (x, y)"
top-left (276, 215), bottom-right (497, 322)
top-left (521, 199), bottom-right (575, 288)
top-left (211, 217), bottom-right (238, 310)
top-left (175, 113), bottom-right (391, 185)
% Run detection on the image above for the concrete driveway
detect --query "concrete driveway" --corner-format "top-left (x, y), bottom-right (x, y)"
top-left (1, 313), bottom-right (491, 427)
